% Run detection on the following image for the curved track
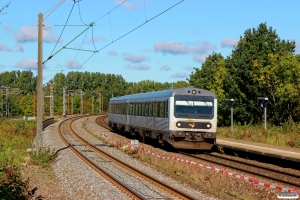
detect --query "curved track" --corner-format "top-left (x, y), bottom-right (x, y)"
top-left (98, 115), bottom-right (300, 192)
top-left (59, 115), bottom-right (196, 200)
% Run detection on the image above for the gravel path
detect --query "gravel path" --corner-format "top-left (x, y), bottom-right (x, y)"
top-left (23, 116), bottom-right (214, 199)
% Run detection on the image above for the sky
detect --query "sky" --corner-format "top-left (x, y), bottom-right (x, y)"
top-left (0, 0), bottom-right (299, 84)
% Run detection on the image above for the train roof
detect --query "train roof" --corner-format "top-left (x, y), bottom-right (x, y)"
top-left (109, 87), bottom-right (216, 102)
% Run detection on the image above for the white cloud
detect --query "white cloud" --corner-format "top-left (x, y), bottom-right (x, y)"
top-left (154, 41), bottom-right (190, 55)
top-left (123, 52), bottom-right (148, 63)
top-left (65, 59), bottom-right (82, 69)
top-left (0, 43), bottom-right (12, 52)
top-left (221, 37), bottom-right (239, 48)
top-left (171, 72), bottom-right (188, 79)
top-left (160, 65), bottom-right (171, 71)
top-left (124, 64), bottom-right (150, 70)
top-left (14, 58), bottom-right (37, 69)
top-left (15, 24), bottom-right (60, 43)
top-left (114, 0), bottom-right (136, 10)
top-left (193, 40), bottom-right (217, 54)
top-left (193, 54), bottom-right (208, 63)
top-left (108, 50), bottom-right (118, 56)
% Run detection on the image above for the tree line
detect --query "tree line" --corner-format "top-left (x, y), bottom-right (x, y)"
top-left (0, 71), bottom-right (189, 118)
top-left (189, 23), bottom-right (300, 126)
top-left (1, 22), bottom-right (299, 126)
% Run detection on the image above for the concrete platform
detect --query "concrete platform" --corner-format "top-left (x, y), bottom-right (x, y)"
top-left (216, 137), bottom-right (300, 162)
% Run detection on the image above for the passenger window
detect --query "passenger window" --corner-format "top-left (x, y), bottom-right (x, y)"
top-left (141, 102), bottom-right (144, 116)
top-left (145, 102), bottom-right (149, 116)
top-left (160, 101), bottom-right (164, 117)
top-left (157, 102), bottom-right (161, 117)
top-left (165, 100), bottom-right (168, 118)
top-left (149, 102), bottom-right (152, 117)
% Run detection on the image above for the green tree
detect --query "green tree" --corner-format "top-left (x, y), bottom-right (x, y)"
top-left (256, 52), bottom-right (300, 123)
top-left (223, 22), bottom-right (296, 125)
top-left (19, 94), bottom-right (34, 116)
top-left (188, 53), bottom-right (227, 124)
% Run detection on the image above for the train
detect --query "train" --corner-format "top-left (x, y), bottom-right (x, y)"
top-left (108, 87), bottom-right (217, 150)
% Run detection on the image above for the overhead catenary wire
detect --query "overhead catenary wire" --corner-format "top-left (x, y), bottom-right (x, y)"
top-left (66, 23), bottom-right (91, 70)
top-left (82, 0), bottom-right (185, 67)
top-left (43, 1), bottom-right (77, 66)
top-left (43, 0), bottom-right (184, 70)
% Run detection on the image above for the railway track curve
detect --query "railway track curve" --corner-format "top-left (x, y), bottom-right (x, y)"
top-left (58, 115), bottom-right (197, 200)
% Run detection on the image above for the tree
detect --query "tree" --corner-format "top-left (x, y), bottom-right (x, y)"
top-left (188, 53), bottom-right (227, 124)
top-left (256, 52), bottom-right (300, 123)
top-left (223, 22), bottom-right (296, 125)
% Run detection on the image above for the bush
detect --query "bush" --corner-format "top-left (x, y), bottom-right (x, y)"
top-left (0, 166), bottom-right (43, 200)
top-left (30, 148), bottom-right (55, 168)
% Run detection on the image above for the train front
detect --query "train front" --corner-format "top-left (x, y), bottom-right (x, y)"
top-left (168, 88), bottom-right (217, 150)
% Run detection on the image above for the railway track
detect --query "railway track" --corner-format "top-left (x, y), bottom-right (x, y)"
top-left (178, 152), bottom-right (300, 190)
top-left (58, 115), bottom-right (196, 200)
top-left (98, 115), bottom-right (300, 193)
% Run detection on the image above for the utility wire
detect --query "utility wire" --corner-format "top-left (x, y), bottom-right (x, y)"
top-left (143, 0), bottom-right (148, 21)
top-left (77, 0), bottom-right (87, 25)
top-left (44, 0), bottom-right (184, 70)
top-left (65, 0), bottom-right (184, 70)
top-left (66, 27), bottom-right (91, 70)
top-left (43, 1), bottom-right (76, 66)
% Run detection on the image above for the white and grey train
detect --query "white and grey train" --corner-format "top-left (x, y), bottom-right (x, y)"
top-left (108, 87), bottom-right (217, 150)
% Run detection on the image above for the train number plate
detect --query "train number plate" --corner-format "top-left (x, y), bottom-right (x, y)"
top-left (191, 129), bottom-right (196, 132)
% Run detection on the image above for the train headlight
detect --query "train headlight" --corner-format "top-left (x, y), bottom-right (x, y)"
top-left (206, 123), bottom-right (211, 128)
top-left (176, 122), bottom-right (181, 127)
top-left (186, 133), bottom-right (189, 136)
top-left (178, 132), bottom-right (182, 136)
top-left (208, 133), bottom-right (212, 137)
top-left (192, 90), bottom-right (197, 94)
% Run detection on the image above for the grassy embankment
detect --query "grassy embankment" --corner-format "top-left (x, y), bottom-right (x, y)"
top-left (218, 118), bottom-right (300, 148)
top-left (0, 119), bottom-right (54, 199)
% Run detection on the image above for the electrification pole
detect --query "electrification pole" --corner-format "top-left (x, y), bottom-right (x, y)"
top-left (92, 96), bottom-right (94, 114)
top-left (81, 91), bottom-right (83, 115)
top-left (63, 86), bottom-right (67, 117)
top-left (50, 80), bottom-right (54, 118)
top-left (71, 93), bottom-right (73, 115)
top-left (1, 87), bottom-right (3, 118)
top-left (36, 12), bottom-right (43, 152)
top-left (6, 87), bottom-right (9, 118)
top-left (99, 93), bottom-right (101, 114)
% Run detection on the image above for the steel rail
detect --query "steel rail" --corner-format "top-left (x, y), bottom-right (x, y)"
top-left (57, 116), bottom-right (144, 200)
top-left (93, 115), bottom-right (197, 199)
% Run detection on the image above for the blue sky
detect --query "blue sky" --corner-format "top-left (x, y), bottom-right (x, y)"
top-left (0, 0), bottom-right (299, 84)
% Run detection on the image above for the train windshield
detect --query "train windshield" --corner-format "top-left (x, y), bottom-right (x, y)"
top-left (174, 95), bottom-right (214, 118)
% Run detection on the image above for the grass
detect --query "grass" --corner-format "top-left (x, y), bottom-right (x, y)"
top-left (83, 118), bottom-right (298, 199)
top-left (0, 119), bottom-right (54, 199)
top-left (218, 118), bottom-right (300, 148)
